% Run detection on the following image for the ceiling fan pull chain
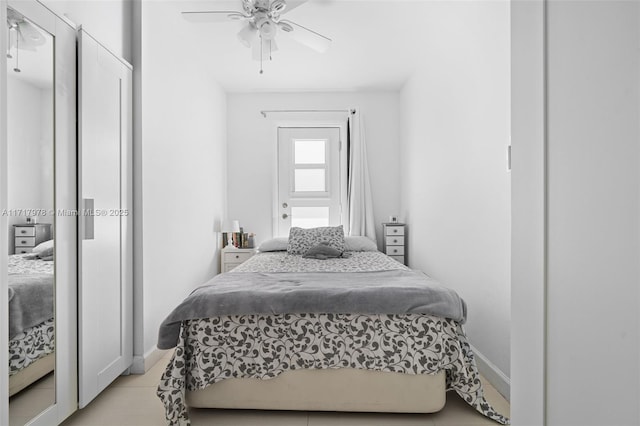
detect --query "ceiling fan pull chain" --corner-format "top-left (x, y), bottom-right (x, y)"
top-left (13, 30), bottom-right (20, 73)
top-left (6, 27), bottom-right (12, 59)
top-left (259, 34), bottom-right (264, 74)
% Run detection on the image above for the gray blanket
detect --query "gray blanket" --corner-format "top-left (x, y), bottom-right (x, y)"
top-left (157, 270), bottom-right (467, 350)
top-left (8, 273), bottom-right (54, 340)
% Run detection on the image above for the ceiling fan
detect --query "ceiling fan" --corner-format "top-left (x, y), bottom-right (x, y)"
top-left (6, 8), bottom-right (46, 73)
top-left (182, 0), bottom-right (331, 73)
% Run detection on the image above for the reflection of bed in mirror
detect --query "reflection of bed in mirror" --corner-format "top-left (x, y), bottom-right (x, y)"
top-left (8, 247), bottom-right (55, 396)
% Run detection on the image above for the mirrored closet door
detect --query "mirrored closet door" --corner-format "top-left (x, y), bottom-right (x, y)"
top-left (3, 1), bottom-right (77, 425)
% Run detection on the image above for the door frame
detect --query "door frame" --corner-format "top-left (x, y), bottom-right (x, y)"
top-left (510, 0), bottom-right (547, 424)
top-left (271, 120), bottom-right (348, 237)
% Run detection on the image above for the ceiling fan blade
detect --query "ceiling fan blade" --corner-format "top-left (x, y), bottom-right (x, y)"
top-left (17, 23), bottom-right (45, 47)
top-left (279, 19), bottom-right (331, 53)
top-left (282, 0), bottom-right (309, 14)
top-left (181, 11), bottom-right (246, 23)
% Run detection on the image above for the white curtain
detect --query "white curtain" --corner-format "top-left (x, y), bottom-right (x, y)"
top-left (347, 111), bottom-right (377, 241)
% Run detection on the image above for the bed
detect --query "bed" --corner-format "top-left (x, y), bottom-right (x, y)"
top-left (157, 231), bottom-right (509, 426)
top-left (8, 252), bottom-right (55, 397)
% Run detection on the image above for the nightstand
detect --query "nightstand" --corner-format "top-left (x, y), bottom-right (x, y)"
top-left (14, 223), bottom-right (52, 254)
top-left (382, 223), bottom-right (406, 265)
top-left (221, 247), bottom-right (256, 273)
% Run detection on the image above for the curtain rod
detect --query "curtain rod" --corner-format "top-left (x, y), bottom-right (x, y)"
top-left (260, 109), bottom-right (356, 118)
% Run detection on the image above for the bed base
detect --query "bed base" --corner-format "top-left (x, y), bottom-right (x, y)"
top-left (9, 352), bottom-right (55, 397)
top-left (186, 368), bottom-right (446, 413)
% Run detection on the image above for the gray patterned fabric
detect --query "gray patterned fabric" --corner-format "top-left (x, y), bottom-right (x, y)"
top-left (287, 226), bottom-right (346, 255)
top-left (232, 251), bottom-right (407, 273)
top-left (9, 254), bottom-right (54, 274)
top-left (157, 314), bottom-right (509, 425)
top-left (9, 318), bottom-right (55, 376)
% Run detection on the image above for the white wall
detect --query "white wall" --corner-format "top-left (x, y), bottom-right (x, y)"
top-left (226, 92), bottom-right (400, 249)
top-left (544, 1), bottom-right (640, 424)
top-left (136, 0), bottom-right (227, 360)
top-left (399, 0), bottom-right (511, 385)
top-left (6, 77), bottom-right (54, 251)
top-left (40, 0), bottom-right (133, 62)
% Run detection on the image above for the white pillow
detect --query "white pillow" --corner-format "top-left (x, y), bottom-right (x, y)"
top-left (32, 239), bottom-right (54, 254)
top-left (257, 237), bottom-right (288, 252)
top-left (345, 236), bottom-right (378, 252)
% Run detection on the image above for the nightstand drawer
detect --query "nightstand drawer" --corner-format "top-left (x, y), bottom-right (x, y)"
top-left (386, 246), bottom-right (405, 256)
top-left (385, 236), bottom-right (405, 246)
top-left (15, 237), bottom-right (36, 247)
top-left (223, 251), bottom-right (254, 263)
top-left (224, 263), bottom-right (241, 273)
top-left (15, 227), bottom-right (36, 237)
top-left (385, 226), bottom-right (405, 236)
top-left (389, 255), bottom-right (405, 264)
top-left (15, 246), bottom-right (34, 254)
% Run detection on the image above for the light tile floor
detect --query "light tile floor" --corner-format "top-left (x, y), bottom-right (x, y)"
top-left (58, 352), bottom-right (509, 426)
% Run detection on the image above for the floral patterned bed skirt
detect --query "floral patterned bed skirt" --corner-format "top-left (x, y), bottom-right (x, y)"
top-left (9, 318), bottom-right (55, 376)
top-left (157, 313), bottom-right (509, 425)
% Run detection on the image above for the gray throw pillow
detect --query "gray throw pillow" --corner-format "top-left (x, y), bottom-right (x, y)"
top-left (303, 242), bottom-right (352, 260)
top-left (287, 225), bottom-right (346, 255)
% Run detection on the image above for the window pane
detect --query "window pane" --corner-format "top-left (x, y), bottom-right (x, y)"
top-left (295, 169), bottom-right (326, 192)
top-left (291, 207), bottom-right (330, 228)
top-left (295, 140), bottom-right (325, 164)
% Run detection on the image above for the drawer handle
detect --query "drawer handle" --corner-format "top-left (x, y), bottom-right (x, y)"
top-left (393, 229), bottom-right (398, 233)
top-left (393, 249), bottom-right (398, 253)
top-left (393, 239), bottom-right (398, 243)
top-left (20, 230), bottom-right (27, 234)
top-left (235, 255), bottom-right (240, 259)
top-left (21, 240), bottom-right (27, 244)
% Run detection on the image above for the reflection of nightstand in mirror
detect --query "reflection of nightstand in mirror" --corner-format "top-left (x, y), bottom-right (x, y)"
top-left (221, 247), bottom-right (256, 273)
top-left (13, 223), bottom-right (52, 254)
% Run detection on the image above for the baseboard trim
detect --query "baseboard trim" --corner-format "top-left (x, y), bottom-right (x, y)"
top-left (470, 344), bottom-right (510, 401)
top-left (130, 347), bottom-right (168, 375)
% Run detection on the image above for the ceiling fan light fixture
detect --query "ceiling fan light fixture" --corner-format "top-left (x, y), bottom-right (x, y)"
top-left (237, 23), bottom-right (257, 48)
top-left (257, 19), bottom-right (277, 40)
top-left (270, 0), bottom-right (287, 16)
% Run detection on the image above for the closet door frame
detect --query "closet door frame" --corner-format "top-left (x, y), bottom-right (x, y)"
top-left (0, 1), bottom-right (78, 425)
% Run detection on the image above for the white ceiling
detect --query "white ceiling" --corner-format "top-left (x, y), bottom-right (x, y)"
top-left (152, 0), bottom-right (467, 93)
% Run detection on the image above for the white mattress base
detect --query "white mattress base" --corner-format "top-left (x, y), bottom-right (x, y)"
top-left (9, 352), bottom-right (55, 397)
top-left (186, 368), bottom-right (446, 413)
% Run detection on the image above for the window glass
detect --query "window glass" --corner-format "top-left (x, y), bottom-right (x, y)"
top-left (294, 139), bottom-right (325, 164)
top-left (294, 169), bottom-right (326, 192)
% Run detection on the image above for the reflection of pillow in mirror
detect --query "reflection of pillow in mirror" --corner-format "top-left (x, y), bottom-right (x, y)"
top-left (32, 239), bottom-right (53, 254)
top-left (257, 237), bottom-right (288, 252)
top-left (288, 226), bottom-right (345, 255)
top-left (345, 236), bottom-right (378, 252)
top-left (37, 246), bottom-right (54, 259)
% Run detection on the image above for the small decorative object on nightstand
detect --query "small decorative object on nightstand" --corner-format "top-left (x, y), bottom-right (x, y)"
top-left (221, 246), bottom-right (256, 273)
top-left (13, 223), bottom-right (52, 254)
top-left (382, 222), bottom-right (407, 265)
